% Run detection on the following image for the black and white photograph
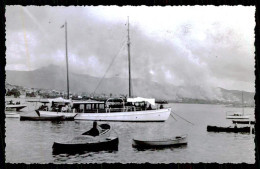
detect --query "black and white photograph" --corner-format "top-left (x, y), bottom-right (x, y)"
top-left (5, 5), bottom-right (255, 164)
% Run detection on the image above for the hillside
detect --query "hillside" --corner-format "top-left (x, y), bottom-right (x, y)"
top-left (6, 65), bottom-right (254, 105)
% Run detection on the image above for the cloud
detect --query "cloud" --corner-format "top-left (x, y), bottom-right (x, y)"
top-left (6, 6), bottom-right (255, 92)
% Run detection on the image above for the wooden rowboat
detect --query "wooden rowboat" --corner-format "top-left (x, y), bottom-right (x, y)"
top-left (132, 135), bottom-right (187, 149)
top-left (52, 123), bottom-right (118, 154)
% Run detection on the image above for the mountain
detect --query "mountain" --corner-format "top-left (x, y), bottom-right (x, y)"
top-left (6, 65), bottom-right (255, 105)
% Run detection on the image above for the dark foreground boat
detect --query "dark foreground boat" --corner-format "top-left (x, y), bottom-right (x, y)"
top-left (52, 123), bottom-right (119, 154)
top-left (132, 135), bottom-right (187, 149)
top-left (207, 125), bottom-right (254, 133)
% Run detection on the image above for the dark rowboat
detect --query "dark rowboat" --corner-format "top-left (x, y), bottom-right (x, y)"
top-left (132, 135), bottom-right (187, 149)
top-left (20, 115), bottom-right (65, 121)
top-left (52, 123), bottom-right (118, 154)
top-left (207, 125), bottom-right (253, 133)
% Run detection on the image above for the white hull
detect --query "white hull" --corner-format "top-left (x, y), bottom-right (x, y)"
top-left (5, 105), bottom-right (27, 111)
top-left (74, 108), bottom-right (171, 122)
top-left (6, 113), bottom-right (20, 118)
top-left (226, 115), bottom-right (250, 119)
top-left (39, 111), bottom-right (77, 118)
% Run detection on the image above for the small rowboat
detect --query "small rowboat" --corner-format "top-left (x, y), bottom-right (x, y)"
top-left (132, 135), bottom-right (187, 149)
top-left (52, 123), bottom-right (118, 154)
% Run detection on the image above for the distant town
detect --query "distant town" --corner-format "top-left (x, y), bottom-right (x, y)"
top-left (5, 82), bottom-right (255, 107)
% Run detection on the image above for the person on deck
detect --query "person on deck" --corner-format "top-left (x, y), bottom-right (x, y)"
top-left (85, 121), bottom-right (100, 137)
top-left (147, 104), bottom-right (152, 110)
top-left (160, 104), bottom-right (164, 109)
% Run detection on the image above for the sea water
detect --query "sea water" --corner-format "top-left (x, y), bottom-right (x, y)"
top-left (5, 102), bottom-right (255, 163)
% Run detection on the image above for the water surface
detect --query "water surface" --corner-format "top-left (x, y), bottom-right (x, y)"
top-left (5, 102), bottom-right (255, 163)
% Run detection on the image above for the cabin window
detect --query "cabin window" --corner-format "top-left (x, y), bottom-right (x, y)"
top-left (99, 104), bottom-right (104, 109)
top-left (86, 104), bottom-right (91, 110)
top-left (80, 104), bottom-right (84, 112)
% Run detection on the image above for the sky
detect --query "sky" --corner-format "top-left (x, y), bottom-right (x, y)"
top-left (5, 6), bottom-right (255, 92)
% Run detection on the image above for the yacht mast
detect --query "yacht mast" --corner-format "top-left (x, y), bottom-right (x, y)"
top-left (242, 91), bottom-right (244, 115)
top-left (65, 21), bottom-right (70, 99)
top-left (127, 16), bottom-right (132, 98)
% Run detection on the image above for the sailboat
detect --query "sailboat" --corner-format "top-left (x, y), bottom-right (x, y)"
top-left (39, 18), bottom-right (171, 122)
top-left (226, 91), bottom-right (250, 119)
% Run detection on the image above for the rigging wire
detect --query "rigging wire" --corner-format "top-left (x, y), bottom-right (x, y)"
top-left (171, 110), bottom-right (194, 125)
top-left (93, 38), bottom-right (127, 94)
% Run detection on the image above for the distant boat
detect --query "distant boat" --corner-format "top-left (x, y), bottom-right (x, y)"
top-left (232, 120), bottom-right (255, 124)
top-left (132, 135), bottom-right (187, 149)
top-left (5, 101), bottom-right (26, 111)
top-left (226, 91), bottom-right (250, 119)
top-left (5, 112), bottom-right (20, 118)
top-left (52, 123), bottom-right (118, 154)
top-left (207, 125), bottom-right (253, 133)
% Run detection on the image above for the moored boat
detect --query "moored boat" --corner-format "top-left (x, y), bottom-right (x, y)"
top-left (36, 97), bottom-right (77, 119)
top-left (39, 97), bottom-right (171, 122)
top-left (232, 120), bottom-right (255, 124)
top-left (73, 97), bottom-right (171, 122)
top-left (226, 112), bottom-right (250, 119)
top-left (226, 92), bottom-right (250, 119)
top-left (132, 135), bottom-right (187, 149)
top-left (5, 103), bottom-right (27, 111)
top-left (20, 114), bottom-right (66, 121)
top-left (20, 110), bottom-right (66, 121)
top-left (52, 123), bottom-right (118, 154)
top-left (37, 18), bottom-right (172, 122)
top-left (5, 112), bottom-right (20, 118)
top-left (207, 125), bottom-right (252, 133)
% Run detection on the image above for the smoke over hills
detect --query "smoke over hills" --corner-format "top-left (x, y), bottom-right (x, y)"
top-left (6, 65), bottom-right (254, 105)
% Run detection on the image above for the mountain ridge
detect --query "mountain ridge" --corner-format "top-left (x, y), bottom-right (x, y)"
top-left (6, 65), bottom-right (255, 105)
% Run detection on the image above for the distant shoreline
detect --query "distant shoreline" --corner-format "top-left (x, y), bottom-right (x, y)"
top-left (5, 96), bottom-right (255, 107)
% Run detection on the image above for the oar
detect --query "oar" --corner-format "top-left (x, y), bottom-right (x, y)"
top-left (171, 110), bottom-right (194, 125)
top-left (35, 110), bottom-right (41, 117)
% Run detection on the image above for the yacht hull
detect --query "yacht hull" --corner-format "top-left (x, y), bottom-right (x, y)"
top-left (74, 108), bottom-right (171, 122)
top-left (39, 111), bottom-right (77, 118)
